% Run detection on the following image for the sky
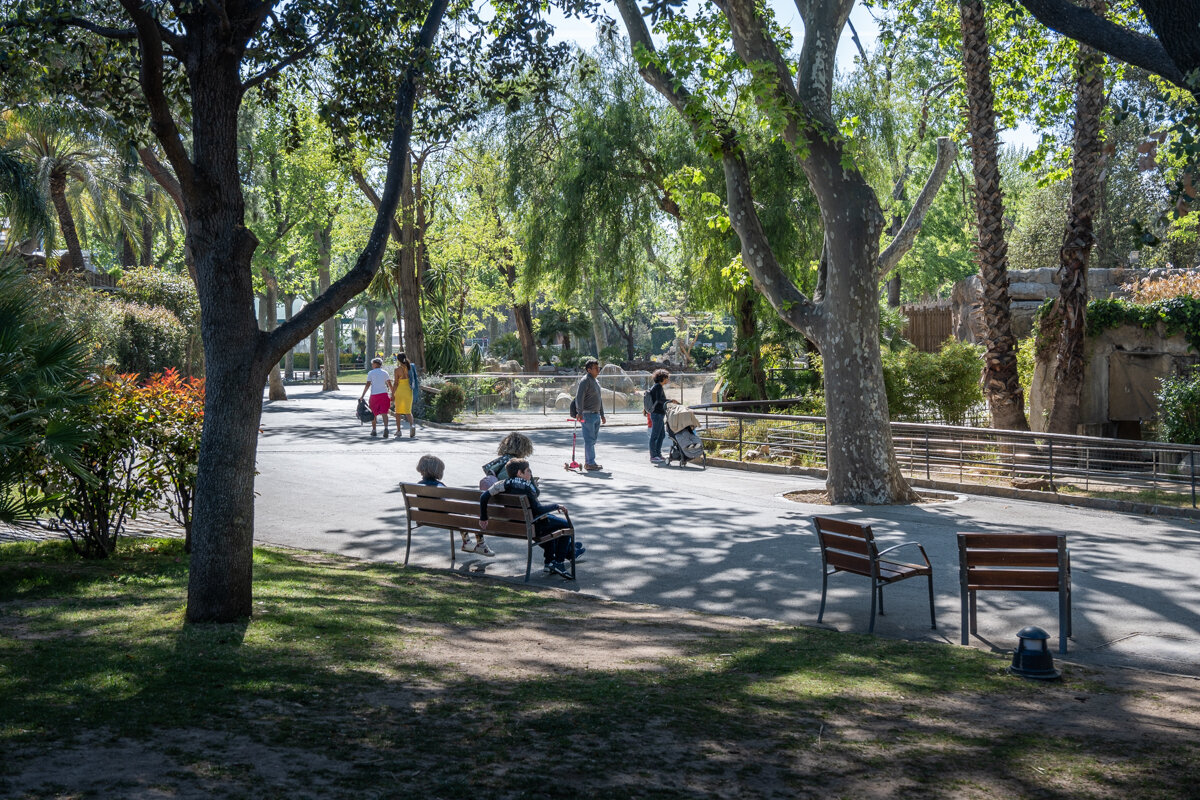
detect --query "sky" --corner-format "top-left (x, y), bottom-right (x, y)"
top-left (545, 0), bottom-right (1039, 149)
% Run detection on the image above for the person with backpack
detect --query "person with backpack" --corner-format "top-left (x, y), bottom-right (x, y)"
top-left (573, 358), bottom-right (606, 471)
top-left (645, 368), bottom-right (677, 463)
top-left (359, 357), bottom-right (392, 438)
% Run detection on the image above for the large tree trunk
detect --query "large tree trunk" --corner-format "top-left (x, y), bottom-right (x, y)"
top-left (262, 283), bottom-right (286, 401)
top-left (317, 221), bottom-right (339, 391)
top-left (308, 279), bottom-right (319, 381)
top-left (1046, 0), bottom-right (1107, 435)
top-left (514, 302), bottom-right (538, 372)
top-left (398, 154), bottom-right (426, 367)
top-left (48, 169), bottom-right (86, 273)
top-left (960, 0), bottom-right (1029, 432)
top-left (383, 305), bottom-right (393, 359)
top-left (733, 287), bottom-right (767, 402)
top-left (364, 302), bottom-right (377, 362)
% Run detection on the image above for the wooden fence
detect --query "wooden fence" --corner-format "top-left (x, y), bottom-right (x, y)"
top-left (901, 300), bottom-right (953, 352)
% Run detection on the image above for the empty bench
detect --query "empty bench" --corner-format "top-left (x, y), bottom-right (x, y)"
top-left (958, 533), bottom-right (1071, 653)
top-left (399, 483), bottom-right (577, 582)
top-left (813, 516), bottom-right (936, 633)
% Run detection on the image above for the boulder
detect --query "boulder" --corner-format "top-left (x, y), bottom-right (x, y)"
top-left (599, 363), bottom-right (636, 393)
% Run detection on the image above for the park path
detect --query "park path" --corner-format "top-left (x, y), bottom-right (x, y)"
top-left (255, 384), bottom-right (1200, 676)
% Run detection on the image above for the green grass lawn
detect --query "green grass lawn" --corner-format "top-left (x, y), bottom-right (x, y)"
top-left (2, 537), bottom-right (1196, 798)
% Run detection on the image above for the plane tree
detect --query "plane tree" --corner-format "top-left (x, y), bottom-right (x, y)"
top-left (613, 0), bottom-right (956, 502)
top-left (1, 0), bottom-right (576, 622)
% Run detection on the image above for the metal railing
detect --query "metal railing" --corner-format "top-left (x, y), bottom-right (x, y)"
top-left (694, 406), bottom-right (1200, 509)
top-left (442, 372), bottom-right (718, 416)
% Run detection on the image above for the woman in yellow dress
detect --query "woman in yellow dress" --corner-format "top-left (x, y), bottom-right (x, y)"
top-left (392, 352), bottom-right (417, 438)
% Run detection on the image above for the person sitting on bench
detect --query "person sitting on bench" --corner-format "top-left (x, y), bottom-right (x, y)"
top-left (478, 458), bottom-right (582, 578)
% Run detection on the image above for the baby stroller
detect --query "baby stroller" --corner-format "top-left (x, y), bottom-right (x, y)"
top-left (665, 405), bottom-right (707, 469)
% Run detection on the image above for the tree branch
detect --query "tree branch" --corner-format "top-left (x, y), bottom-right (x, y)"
top-left (877, 136), bottom-right (957, 279)
top-left (266, 0), bottom-right (450, 363)
top-left (243, 41), bottom-right (320, 92)
top-left (1016, 0), bottom-right (1186, 89)
top-left (351, 168), bottom-right (403, 241)
top-left (117, 0), bottom-right (194, 195)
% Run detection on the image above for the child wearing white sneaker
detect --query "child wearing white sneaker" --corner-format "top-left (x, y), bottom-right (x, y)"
top-left (416, 454), bottom-right (495, 557)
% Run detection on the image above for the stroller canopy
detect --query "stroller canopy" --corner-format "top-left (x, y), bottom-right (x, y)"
top-left (666, 405), bottom-right (701, 432)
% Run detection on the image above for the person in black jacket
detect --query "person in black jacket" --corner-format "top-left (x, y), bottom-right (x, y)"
top-left (478, 458), bottom-right (580, 578)
top-left (646, 369), bottom-right (677, 463)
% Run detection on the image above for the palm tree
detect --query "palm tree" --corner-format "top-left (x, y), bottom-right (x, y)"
top-left (2, 105), bottom-right (140, 274)
top-left (0, 255), bottom-right (93, 523)
top-left (0, 118), bottom-right (52, 248)
top-left (959, 0), bottom-right (1030, 432)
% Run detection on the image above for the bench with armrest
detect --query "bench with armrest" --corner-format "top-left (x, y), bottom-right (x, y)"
top-left (399, 483), bottom-right (576, 582)
top-left (957, 532), bottom-right (1071, 653)
top-left (812, 516), bottom-right (936, 633)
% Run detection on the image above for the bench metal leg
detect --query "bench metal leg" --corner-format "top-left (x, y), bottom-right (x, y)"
top-left (926, 572), bottom-right (937, 629)
top-left (450, 529), bottom-right (456, 565)
top-left (960, 589), bottom-right (970, 646)
top-left (524, 539), bottom-right (533, 582)
top-left (1059, 589), bottom-right (1069, 654)
top-left (404, 523), bottom-right (412, 567)
top-left (868, 576), bottom-right (878, 634)
top-left (568, 531), bottom-right (576, 579)
top-left (817, 570), bottom-right (829, 623)
top-left (878, 584), bottom-right (886, 616)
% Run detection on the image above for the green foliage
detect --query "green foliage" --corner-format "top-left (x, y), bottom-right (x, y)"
top-left (108, 301), bottom-right (189, 378)
top-left (430, 382), bottom-right (467, 423)
top-left (33, 373), bottom-right (152, 558)
top-left (1156, 369), bottom-right (1200, 445)
top-left (599, 344), bottom-right (625, 364)
top-left (134, 369), bottom-right (204, 551)
top-left (882, 340), bottom-right (985, 425)
top-left (117, 268), bottom-right (199, 327)
top-left (0, 258), bottom-right (93, 523)
top-left (489, 332), bottom-right (523, 362)
top-left (1086, 297), bottom-right (1200, 352)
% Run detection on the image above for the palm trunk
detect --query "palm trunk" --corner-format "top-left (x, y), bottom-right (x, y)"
top-left (1046, 0), bottom-right (1107, 435)
top-left (959, 0), bottom-right (1029, 432)
top-left (48, 169), bottom-right (86, 273)
top-left (398, 154), bottom-right (426, 367)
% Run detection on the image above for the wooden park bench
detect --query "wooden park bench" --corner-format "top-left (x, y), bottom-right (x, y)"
top-left (399, 483), bottom-right (577, 582)
top-left (812, 516), bottom-right (936, 633)
top-left (957, 533), bottom-right (1072, 654)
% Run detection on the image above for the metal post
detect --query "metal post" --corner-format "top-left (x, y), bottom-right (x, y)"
top-left (925, 430), bottom-right (930, 480)
top-left (542, 387), bottom-right (547, 416)
top-left (1191, 451), bottom-right (1196, 508)
top-left (738, 419), bottom-right (744, 461)
top-left (1048, 439), bottom-right (1054, 487)
top-left (960, 441), bottom-right (964, 483)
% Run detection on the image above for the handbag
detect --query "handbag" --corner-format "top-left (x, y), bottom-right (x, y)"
top-left (356, 398), bottom-right (374, 423)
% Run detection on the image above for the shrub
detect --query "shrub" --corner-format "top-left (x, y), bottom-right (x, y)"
top-left (599, 344), bottom-right (625, 364)
top-left (292, 352), bottom-right (310, 370)
top-left (882, 340), bottom-right (984, 425)
top-left (112, 302), bottom-right (189, 378)
top-left (489, 332), bottom-right (523, 362)
top-left (34, 373), bottom-right (154, 558)
top-left (1156, 369), bottom-right (1200, 445)
top-left (1123, 272), bottom-right (1200, 303)
top-left (136, 369), bottom-right (204, 552)
top-left (118, 267), bottom-right (200, 327)
top-left (0, 259), bottom-right (94, 524)
top-left (430, 381), bottom-right (467, 422)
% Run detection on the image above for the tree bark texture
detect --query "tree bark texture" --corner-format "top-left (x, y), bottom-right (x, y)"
top-left (398, 154), bottom-right (426, 368)
top-left (734, 286), bottom-right (767, 404)
top-left (960, 0), bottom-right (1029, 432)
top-left (614, 0), bottom-right (947, 502)
top-left (383, 305), bottom-right (393, 359)
top-left (1046, 0), bottom-right (1107, 435)
top-left (141, 182), bottom-right (154, 267)
top-left (365, 302), bottom-right (377, 362)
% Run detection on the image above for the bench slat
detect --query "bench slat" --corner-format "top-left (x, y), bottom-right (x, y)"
top-left (825, 550), bottom-right (872, 575)
top-left (407, 509), bottom-right (531, 538)
top-left (959, 533), bottom-right (1063, 549)
top-left (965, 569), bottom-right (1062, 589)
top-left (963, 551), bottom-right (1061, 567)
top-left (817, 532), bottom-right (871, 556)
top-left (407, 495), bottom-right (532, 523)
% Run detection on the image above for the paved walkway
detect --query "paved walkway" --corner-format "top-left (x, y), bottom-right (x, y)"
top-left (250, 384), bottom-right (1200, 676)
